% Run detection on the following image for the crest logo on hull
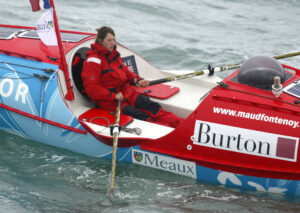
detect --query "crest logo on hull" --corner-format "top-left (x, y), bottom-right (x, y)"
top-left (132, 149), bottom-right (197, 178)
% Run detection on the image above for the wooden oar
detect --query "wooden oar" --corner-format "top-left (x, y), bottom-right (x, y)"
top-left (149, 51), bottom-right (300, 86)
top-left (109, 99), bottom-right (122, 197)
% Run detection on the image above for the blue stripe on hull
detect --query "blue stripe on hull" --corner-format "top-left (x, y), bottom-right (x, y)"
top-left (196, 164), bottom-right (300, 197)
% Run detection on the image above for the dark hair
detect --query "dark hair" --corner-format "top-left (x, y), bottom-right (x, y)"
top-left (96, 26), bottom-right (115, 43)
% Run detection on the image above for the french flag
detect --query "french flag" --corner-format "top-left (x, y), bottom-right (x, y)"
top-left (29, 0), bottom-right (51, 12)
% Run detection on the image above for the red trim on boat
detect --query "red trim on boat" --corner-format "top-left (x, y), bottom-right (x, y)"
top-left (0, 102), bottom-right (86, 134)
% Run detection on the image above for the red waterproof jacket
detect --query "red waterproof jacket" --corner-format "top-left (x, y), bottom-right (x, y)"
top-left (81, 42), bottom-right (142, 110)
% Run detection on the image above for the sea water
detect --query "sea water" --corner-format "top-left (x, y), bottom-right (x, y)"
top-left (1, 0), bottom-right (300, 212)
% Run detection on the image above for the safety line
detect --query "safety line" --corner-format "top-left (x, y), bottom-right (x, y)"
top-left (0, 102), bottom-right (87, 134)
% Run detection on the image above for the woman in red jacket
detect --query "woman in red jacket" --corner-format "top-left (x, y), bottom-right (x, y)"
top-left (81, 26), bottom-right (182, 128)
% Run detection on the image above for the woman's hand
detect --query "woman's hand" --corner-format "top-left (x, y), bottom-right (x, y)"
top-left (115, 92), bottom-right (124, 100)
top-left (137, 79), bottom-right (149, 88)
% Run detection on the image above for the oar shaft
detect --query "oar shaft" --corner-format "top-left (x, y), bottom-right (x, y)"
top-left (149, 70), bottom-right (205, 85)
top-left (110, 132), bottom-right (119, 192)
top-left (110, 99), bottom-right (121, 193)
top-left (273, 51), bottom-right (300, 60)
top-left (217, 63), bottom-right (241, 72)
top-left (216, 51), bottom-right (300, 72)
top-left (149, 78), bottom-right (168, 85)
top-left (149, 51), bottom-right (300, 86)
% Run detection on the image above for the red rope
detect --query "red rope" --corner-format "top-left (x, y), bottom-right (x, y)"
top-left (0, 102), bottom-right (86, 134)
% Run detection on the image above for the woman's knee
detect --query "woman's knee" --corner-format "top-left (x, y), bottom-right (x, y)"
top-left (134, 95), bottom-right (161, 115)
top-left (122, 104), bottom-right (150, 120)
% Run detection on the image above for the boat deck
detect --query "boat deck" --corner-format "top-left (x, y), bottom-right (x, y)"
top-left (59, 39), bottom-right (222, 140)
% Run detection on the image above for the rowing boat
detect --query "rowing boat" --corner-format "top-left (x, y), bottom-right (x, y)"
top-left (1, 24), bottom-right (300, 197)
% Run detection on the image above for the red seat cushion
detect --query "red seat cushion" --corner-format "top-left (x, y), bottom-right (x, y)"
top-left (79, 108), bottom-right (133, 127)
top-left (134, 84), bottom-right (179, 99)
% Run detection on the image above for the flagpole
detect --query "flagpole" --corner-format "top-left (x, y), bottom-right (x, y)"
top-left (49, 0), bottom-right (74, 101)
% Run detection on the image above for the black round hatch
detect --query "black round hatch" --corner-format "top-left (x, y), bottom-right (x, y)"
top-left (238, 56), bottom-right (285, 90)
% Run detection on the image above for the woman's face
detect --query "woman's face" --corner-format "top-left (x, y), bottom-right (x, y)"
top-left (101, 33), bottom-right (115, 52)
